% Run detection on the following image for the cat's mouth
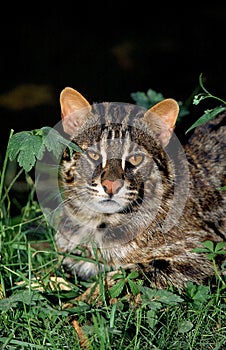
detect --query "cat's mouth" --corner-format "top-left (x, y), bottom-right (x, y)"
top-left (96, 198), bottom-right (125, 214)
top-left (91, 183), bottom-right (144, 214)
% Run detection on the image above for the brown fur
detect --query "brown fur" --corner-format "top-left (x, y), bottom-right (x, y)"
top-left (54, 87), bottom-right (226, 290)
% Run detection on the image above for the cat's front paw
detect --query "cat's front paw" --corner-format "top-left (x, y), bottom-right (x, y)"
top-left (62, 256), bottom-right (104, 280)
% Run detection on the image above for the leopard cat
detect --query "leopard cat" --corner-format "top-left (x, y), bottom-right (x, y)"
top-left (54, 87), bottom-right (226, 289)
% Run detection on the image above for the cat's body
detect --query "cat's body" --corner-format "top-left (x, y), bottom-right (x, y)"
top-left (55, 87), bottom-right (226, 289)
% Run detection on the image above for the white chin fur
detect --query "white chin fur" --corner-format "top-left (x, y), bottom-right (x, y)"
top-left (94, 200), bottom-right (125, 214)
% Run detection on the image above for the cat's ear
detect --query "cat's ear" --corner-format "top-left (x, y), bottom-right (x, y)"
top-left (60, 87), bottom-right (91, 135)
top-left (143, 98), bottom-right (179, 147)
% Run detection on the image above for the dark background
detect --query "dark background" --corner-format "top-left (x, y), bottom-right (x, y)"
top-left (0, 3), bottom-right (226, 153)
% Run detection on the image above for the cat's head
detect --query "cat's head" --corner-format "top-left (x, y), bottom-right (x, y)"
top-left (59, 87), bottom-right (179, 218)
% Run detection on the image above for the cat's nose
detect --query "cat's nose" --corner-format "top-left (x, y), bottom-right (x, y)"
top-left (102, 179), bottom-right (124, 196)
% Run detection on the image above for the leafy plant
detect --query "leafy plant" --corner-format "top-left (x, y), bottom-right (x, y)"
top-left (140, 285), bottom-right (184, 307)
top-left (140, 285), bottom-right (184, 330)
top-left (184, 281), bottom-right (211, 309)
top-left (108, 268), bottom-right (141, 298)
top-left (185, 74), bottom-right (226, 192)
top-left (131, 88), bottom-right (165, 109)
top-left (185, 73), bottom-right (226, 134)
top-left (193, 240), bottom-right (226, 261)
top-left (193, 240), bottom-right (226, 287)
top-left (130, 88), bottom-right (190, 121)
top-left (7, 127), bottom-right (82, 172)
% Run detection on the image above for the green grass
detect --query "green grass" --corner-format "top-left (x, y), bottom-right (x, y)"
top-left (1, 79), bottom-right (226, 349)
top-left (0, 164), bottom-right (226, 350)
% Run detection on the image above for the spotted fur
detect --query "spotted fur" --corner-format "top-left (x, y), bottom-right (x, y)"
top-left (54, 88), bottom-right (226, 289)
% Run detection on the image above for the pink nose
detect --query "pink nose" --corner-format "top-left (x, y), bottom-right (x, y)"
top-left (102, 179), bottom-right (124, 195)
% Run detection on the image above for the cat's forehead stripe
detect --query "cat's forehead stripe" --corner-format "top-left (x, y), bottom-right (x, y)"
top-left (92, 102), bottom-right (143, 126)
top-left (100, 129), bottom-right (108, 167)
top-left (99, 126), bottom-right (133, 169)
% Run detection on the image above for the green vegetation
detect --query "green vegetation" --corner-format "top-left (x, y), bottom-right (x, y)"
top-left (0, 76), bottom-right (226, 349)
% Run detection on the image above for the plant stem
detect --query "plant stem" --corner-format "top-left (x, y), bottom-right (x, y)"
top-left (0, 129), bottom-right (14, 202)
top-left (0, 129), bottom-right (15, 226)
top-left (199, 73), bottom-right (226, 105)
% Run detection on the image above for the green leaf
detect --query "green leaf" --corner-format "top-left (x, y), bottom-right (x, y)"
top-left (185, 282), bottom-right (210, 306)
top-left (140, 286), bottom-right (184, 306)
top-left (192, 247), bottom-right (209, 254)
top-left (111, 272), bottom-right (124, 280)
top-left (8, 131), bottom-right (45, 172)
top-left (217, 250), bottom-right (226, 255)
top-left (8, 131), bottom-right (31, 161)
top-left (41, 127), bottom-right (82, 159)
top-left (178, 320), bottom-right (193, 333)
top-left (127, 279), bottom-right (140, 296)
top-left (185, 107), bottom-right (226, 134)
top-left (202, 240), bottom-right (214, 252)
top-left (148, 301), bottom-right (162, 311)
top-left (127, 270), bottom-right (139, 279)
top-left (185, 281), bottom-right (197, 299)
top-left (146, 89), bottom-right (164, 105)
top-left (109, 279), bottom-right (125, 298)
top-left (193, 286), bottom-right (210, 304)
top-left (215, 242), bottom-right (226, 252)
top-left (193, 240), bottom-right (217, 257)
top-left (146, 309), bottom-right (158, 329)
top-left (19, 138), bottom-right (44, 171)
top-left (130, 89), bottom-right (165, 109)
top-left (154, 289), bottom-right (184, 306)
top-left (217, 185), bottom-right (226, 191)
top-left (41, 127), bottom-right (64, 159)
top-left (0, 290), bottom-right (43, 311)
top-left (193, 241), bottom-right (226, 258)
top-left (130, 91), bottom-right (150, 109)
top-left (206, 253), bottom-right (217, 260)
top-left (7, 126), bottom-right (83, 172)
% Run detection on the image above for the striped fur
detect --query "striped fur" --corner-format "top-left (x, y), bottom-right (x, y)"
top-left (55, 89), bottom-right (226, 289)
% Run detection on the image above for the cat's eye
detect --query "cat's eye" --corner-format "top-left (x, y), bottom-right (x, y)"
top-left (87, 150), bottom-right (101, 161)
top-left (128, 154), bottom-right (144, 166)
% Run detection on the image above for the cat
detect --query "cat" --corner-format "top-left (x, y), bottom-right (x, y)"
top-left (53, 87), bottom-right (226, 290)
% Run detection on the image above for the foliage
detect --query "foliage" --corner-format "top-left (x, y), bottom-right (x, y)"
top-left (0, 75), bottom-right (226, 349)
top-left (108, 268), bottom-right (141, 298)
top-left (0, 219), bottom-right (226, 349)
top-left (185, 73), bottom-right (226, 134)
top-left (193, 240), bottom-right (226, 287)
top-left (7, 127), bottom-right (82, 172)
top-left (192, 240), bottom-right (226, 261)
top-left (131, 88), bottom-right (165, 109)
top-left (131, 88), bottom-right (190, 121)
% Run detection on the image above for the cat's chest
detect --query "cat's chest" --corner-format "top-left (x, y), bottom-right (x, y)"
top-left (62, 209), bottom-right (116, 247)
